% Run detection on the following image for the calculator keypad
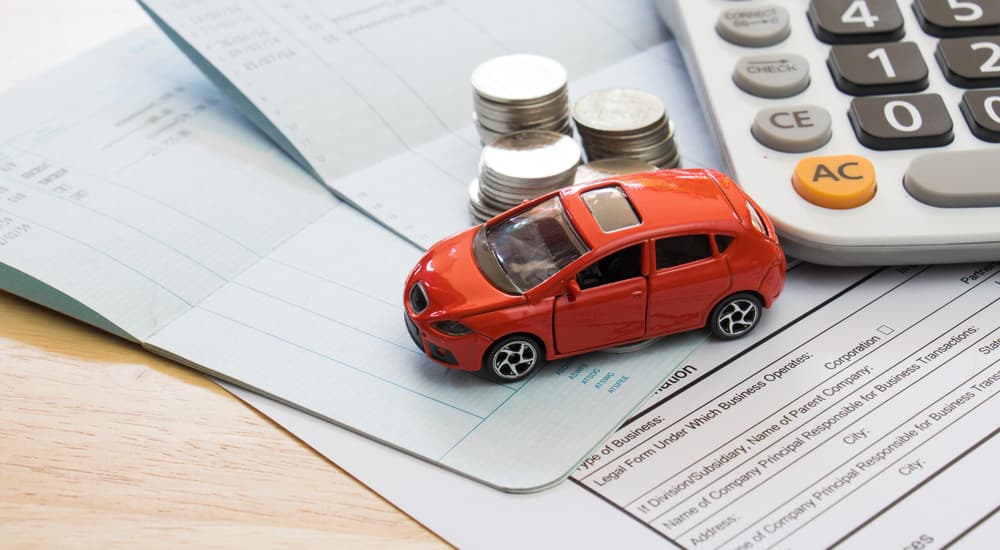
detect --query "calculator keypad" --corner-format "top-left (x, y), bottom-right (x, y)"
top-left (808, 0), bottom-right (906, 44)
top-left (913, 0), bottom-right (1000, 37)
top-left (935, 36), bottom-right (1000, 88)
top-left (827, 41), bottom-right (929, 95)
top-left (662, 0), bottom-right (1000, 264)
top-left (848, 94), bottom-right (954, 150)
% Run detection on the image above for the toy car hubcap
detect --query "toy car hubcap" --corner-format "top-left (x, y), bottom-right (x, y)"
top-left (493, 341), bottom-right (537, 379)
top-left (717, 299), bottom-right (758, 337)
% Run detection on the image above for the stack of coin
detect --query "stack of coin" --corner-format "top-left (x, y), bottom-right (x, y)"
top-left (572, 88), bottom-right (680, 168)
top-left (469, 130), bottom-right (582, 222)
top-left (471, 54), bottom-right (572, 144)
top-left (574, 158), bottom-right (658, 184)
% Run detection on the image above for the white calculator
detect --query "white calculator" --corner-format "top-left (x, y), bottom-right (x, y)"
top-left (656, 0), bottom-right (1000, 265)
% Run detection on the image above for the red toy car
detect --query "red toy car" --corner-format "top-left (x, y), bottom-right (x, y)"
top-left (404, 169), bottom-right (785, 382)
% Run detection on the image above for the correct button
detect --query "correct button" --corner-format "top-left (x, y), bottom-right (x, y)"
top-left (792, 155), bottom-right (877, 209)
top-left (716, 4), bottom-right (791, 47)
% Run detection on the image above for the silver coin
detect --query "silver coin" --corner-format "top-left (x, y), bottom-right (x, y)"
top-left (574, 158), bottom-right (658, 184)
top-left (468, 179), bottom-right (503, 222)
top-left (477, 179), bottom-right (525, 203)
top-left (581, 118), bottom-right (674, 144)
top-left (584, 137), bottom-right (676, 160)
top-left (649, 149), bottom-right (682, 168)
top-left (477, 112), bottom-right (570, 132)
top-left (480, 161), bottom-right (578, 185)
top-left (471, 54), bottom-right (568, 104)
top-left (480, 130), bottom-right (581, 182)
top-left (475, 92), bottom-right (568, 115)
top-left (476, 108), bottom-right (570, 129)
top-left (474, 118), bottom-right (573, 145)
top-left (468, 178), bottom-right (485, 206)
top-left (573, 88), bottom-right (666, 134)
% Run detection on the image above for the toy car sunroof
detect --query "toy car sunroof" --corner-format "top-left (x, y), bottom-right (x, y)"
top-left (657, 0), bottom-right (1000, 265)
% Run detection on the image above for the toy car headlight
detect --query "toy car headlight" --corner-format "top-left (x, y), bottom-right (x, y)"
top-left (746, 201), bottom-right (770, 237)
top-left (432, 320), bottom-right (472, 336)
top-left (408, 283), bottom-right (428, 313)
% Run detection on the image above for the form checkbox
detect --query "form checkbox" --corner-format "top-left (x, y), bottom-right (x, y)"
top-left (877, 325), bottom-right (895, 335)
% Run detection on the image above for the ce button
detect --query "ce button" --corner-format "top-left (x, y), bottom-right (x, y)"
top-left (753, 105), bottom-right (832, 153)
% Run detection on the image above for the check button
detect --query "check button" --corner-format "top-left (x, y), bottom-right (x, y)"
top-left (734, 54), bottom-right (811, 99)
top-left (793, 155), bottom-right (877, 209)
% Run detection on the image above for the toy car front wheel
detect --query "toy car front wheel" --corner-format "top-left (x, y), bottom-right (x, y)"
top-left (709, 293), bottom-right (762, 339)
top-left (483, 335), bottom-right (544, 382)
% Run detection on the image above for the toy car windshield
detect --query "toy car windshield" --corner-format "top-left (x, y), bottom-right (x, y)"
top-left (474, 196), bottom-right (588, 294)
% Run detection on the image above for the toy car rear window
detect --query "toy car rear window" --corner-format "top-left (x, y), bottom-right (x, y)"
top-left (581, 186), bottom-right (641, 232)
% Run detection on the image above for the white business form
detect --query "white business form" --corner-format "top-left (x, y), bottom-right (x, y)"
top-left (233, 263), bottom-right (1000, 548)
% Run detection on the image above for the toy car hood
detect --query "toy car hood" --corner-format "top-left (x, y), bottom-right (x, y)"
top-left (406, 227), bottom-right (524, 320)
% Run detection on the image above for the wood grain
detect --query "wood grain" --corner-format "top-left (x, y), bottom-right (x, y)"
top-left (0, 290), bottom-right (446, 548)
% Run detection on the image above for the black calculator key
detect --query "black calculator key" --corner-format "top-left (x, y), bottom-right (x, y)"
top-left (827, 42), bottom-right (929, 95)
top-left (808, 0), bottom-right (905, 44)
top-left (935, 36), bottom-right (1000, 88)
top-left (913, 0), bottom-right (1000, 38)
top-left (848, 94), bottom-right (954, 150)
top-left (960, 89), bottom-right (1000, 142)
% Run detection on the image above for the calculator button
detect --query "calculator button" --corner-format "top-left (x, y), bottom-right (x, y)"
top-left (848, 94), bottom-right (954, 150)
top-left (827, 42), bottom-right (929, 95)
top-left (960, 89), bottom-right (1000, 142)
top-left (808, 0), bottom-right (905, 44)
top-left (913, 0), bottom-right (1000, 38)
top-left (752, 105), bottom-right (832, 153)
top-left (792, 155), bottom-right (877, 209)
top-left (733, 54), bottom-right (810, 98)
top-left (904, 149), bottom-right (1000, 207)
top-left (935, 36), bottom-right (1000, 88)
top-left (716, 4), bottom-right (791, 47)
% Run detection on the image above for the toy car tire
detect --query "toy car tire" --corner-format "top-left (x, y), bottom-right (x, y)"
top-left (482, 335), bottom-right (545, 382)
top-left (708, 293), bottom-right (762, 340)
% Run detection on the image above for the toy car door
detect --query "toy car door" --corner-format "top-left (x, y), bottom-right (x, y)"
top-left (552, 242), bottom-right (647, 354)
top-left (646, 233), bottom-right (731, 335)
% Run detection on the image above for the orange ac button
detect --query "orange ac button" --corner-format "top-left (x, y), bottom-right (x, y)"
top-left (792, 155), bottom-right (876, 209)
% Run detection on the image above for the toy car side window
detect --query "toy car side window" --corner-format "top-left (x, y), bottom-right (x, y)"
top-left (576, 243), bottom-right (644, 290)
top-left (715, 234), bottom-right (735, 253)
top-left (655, 234), bottom-right (713, 270)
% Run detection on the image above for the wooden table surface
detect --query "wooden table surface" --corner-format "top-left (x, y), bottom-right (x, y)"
top-left (0, 1), bottom-right (444, 547)
top-left (0, 289), bottom-right (444, 548)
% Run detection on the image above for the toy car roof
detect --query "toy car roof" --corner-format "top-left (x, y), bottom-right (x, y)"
top-left (559, 169), bottom-right (743, 250)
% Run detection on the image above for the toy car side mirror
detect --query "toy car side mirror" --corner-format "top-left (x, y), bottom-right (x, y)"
top-left (565, 279), bottom-right (582, 302)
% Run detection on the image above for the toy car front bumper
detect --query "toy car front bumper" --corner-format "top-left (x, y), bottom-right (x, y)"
top-left (404, 314), bottom-right (490, 372)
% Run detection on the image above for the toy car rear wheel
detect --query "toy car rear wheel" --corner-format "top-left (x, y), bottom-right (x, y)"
top-left (709, 293), bottom-right (762, 340)
top-left (483, 335), bottom-right (544, 382)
